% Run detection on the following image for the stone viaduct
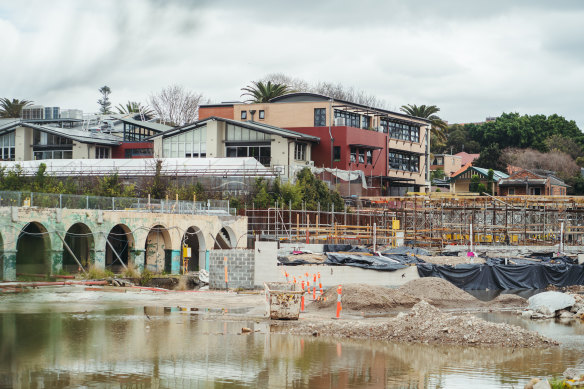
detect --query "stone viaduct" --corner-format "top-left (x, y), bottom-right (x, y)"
top-left (0, 205), bottom-right (247, 281)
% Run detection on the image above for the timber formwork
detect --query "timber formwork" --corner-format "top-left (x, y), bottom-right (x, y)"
top-left (244, 195), bottom-right (584, 248)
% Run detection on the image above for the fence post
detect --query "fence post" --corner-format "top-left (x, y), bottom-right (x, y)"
top-left (227, 200), bottom-right (230, 215)
top-left (112, 197), bottom-right (115, 210)
top-left (30, 192), bottom-right (34, 207)
top-left (59, 193), bottom-right (62, 208)
top-left (86, 195), bottom-right (89, 209)
top-left (18, 192), bottom-right (21, 206)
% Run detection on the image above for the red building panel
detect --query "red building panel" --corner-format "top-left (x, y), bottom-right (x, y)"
top-left (286, 126), bottom-right (388, 176)
top-left (112, 142), bottom-right (154, 159)
top-left (198, 106), bottom-right (235, 120)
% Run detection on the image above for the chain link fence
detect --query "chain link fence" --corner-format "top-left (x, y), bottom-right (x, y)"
top-left (0, 191), bottom-right (235, 216)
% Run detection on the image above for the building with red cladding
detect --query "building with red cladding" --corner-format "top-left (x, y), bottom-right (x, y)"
top-left (199, 93), bottom-right (431, 194)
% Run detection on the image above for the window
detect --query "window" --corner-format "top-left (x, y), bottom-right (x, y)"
top-left (388, 151), bottom-right (420, 172)
top-left (385, 119), bottom-right (420, 142)
top-left (226, 145), bottom-right (271, 166)
top-left (366, 150), bottom-right (372, 165)
top-left (361, 115), bottom-right (371, 129)
top-left (350, 147), bottom-right (356, 163)
top-left (162, 125), bottom-right (207, 158)
top-left (259, 110), bottom-right (265, 120)
top-left (358, 149), bottom-right (365, 164)
top-left (123, 123), bottom-right (159, 142)
top-left (333, 146), bottom-right (341, 161)
top-left (334, 110), bottom-right (360, 128)
top-left (0, 132), bottom-right (15, 161)
top-left (125, 148), bottom-right (153, 158)
top-left (314, 108), bottom-right (326, 126)
top-left (33, 150), bottom-right (73, 160)
top-left (294, 143), bottom-right (307, 161)
top-left (508, 188), bottom-right (515, 195)
top-left (95, 146), bottom-right (110, 159)
top-left (241, 111), bottom-right (247, 120)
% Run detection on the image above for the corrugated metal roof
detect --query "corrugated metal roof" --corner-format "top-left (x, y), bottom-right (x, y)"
top-left (21, 123), bottom-right (121, 146)
top-left (473, 166), bottom-right (509, 180)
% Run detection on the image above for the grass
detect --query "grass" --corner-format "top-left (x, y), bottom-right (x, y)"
top-left (122, 265), bottom-right (139, 279)
top-left (85, 266), bottom-right (115, 280)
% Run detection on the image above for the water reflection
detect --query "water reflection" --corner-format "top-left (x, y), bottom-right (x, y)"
top-left (0, 307), bottom-right (581, 388)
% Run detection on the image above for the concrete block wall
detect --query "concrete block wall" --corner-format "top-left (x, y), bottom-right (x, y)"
top-left (209, 249), bottom-right (254, 289)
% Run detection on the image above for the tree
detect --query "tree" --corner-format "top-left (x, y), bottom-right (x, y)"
top-left (149, 85), bottom-right (205, 126)
top-left (241, 81), bottom-right (293, 103)
top-left (0, 98), bottom-right (32, 118)
top-left (400, 104), bottom-right (448, 143)
top-left (261, 73), bottom-right (387, 107)
top-left (544, 134), bottom-right (583, 160)
top-left (503, 148), bottom-right (580, 179)
top-left (116, 101), bottom-right (154, 118)
top-left (97, 86), bottom-right (112, 114)
top-left (473, 143), bottom-right (506, 172)
top-left (469, 174), bottom-right (481, 193)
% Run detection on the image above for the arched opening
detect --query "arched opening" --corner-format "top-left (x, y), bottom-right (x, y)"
top-left (144, 225), bottom-right (171, 273)
top-left (105, 224), bottom-right (134, 273)
top-left (63, 223), bottom-right (94, 273)
top-left (16, 222), bottom-right (51, 276)
top-left (181, 226), bottom-right (206, 273)
top-left (214, 227), bottom-right (234, 249)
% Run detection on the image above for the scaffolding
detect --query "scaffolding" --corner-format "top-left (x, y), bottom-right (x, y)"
top-left (245, 195), bottom-right (584, 248)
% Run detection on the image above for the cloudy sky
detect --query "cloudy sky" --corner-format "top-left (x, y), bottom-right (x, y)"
top-left (1, 0), bottom-right (583, 128)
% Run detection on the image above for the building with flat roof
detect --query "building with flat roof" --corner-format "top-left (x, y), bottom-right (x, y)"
top-left (199, 93), bottom-right (431, 195)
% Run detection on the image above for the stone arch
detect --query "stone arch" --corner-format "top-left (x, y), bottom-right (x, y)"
top-left (181, 226), bottom-right (207, 272)
top-left (214, 226), bottom-right (236, 249)
top-left (144, 225), bottom-right (172, 273)
top-left (16, 221), bottom-right (51, 276)
top-left (105, 224), bottom-right (135, 273)
top-left (63, 223), bottom-right (95, 273)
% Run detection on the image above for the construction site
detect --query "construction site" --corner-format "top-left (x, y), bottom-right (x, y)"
top-left (245, 194), bottom-right (584, 249)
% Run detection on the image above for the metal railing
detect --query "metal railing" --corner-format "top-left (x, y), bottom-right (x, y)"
top-left (0, 191), bottom-right (236, 216)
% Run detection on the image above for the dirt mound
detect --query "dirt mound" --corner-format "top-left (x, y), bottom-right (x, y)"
top-left (316, 284), bottom-right (420, 311)
top-left (397, 277), bottom-right (476, 308)
top-left (487, 294), bottom-right (527, 308)
top-left (283, 301), bottom-right (557, 348)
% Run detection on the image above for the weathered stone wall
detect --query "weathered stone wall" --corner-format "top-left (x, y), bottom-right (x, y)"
top-left (0, 205), bottom-right (247, 280)
top-left (209, 249), bottom-right (254, 289)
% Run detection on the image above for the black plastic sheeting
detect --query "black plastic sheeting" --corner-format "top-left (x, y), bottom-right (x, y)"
top-left (417, 263), bottom-right (584, 290)
top-left (322, 244), bottom-right (370, 253)
top-left (326, 253), bottom-right (408, 271)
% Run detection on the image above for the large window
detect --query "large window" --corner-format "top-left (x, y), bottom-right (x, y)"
top-left (385, 120), bottom-right (420, 142)
top-left (361, 115), bottom-right (371, 129)
top-left (32, 130), bottom-right (73, 160)
top-left (350, 147), bottom-right (356, 163)
top-left (162, 126), bottom-right (207, 158)
top-left (388, 151), bottom-right (420, 172)
top-left (314, 108), bottom-right (326, 126)
top-left (294, 143), bottom-right (307, 161)
top-left (225, 123), bottom-right (272, 166)
top-left (123, 124), bottom-right (159, 142)
top-left (125, 148), bottom-right (153, 158)
top-left (226, 145), bottom-right (271, 166)
top-left (0, 132), bottom-right (15, 161)
top-left (334, 110), bottom-right (360, 128)
top-left (366, 150), bottom-right (372, 165)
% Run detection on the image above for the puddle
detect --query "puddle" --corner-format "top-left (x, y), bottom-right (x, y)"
top-left (1, 305), bottom-right (582, 388)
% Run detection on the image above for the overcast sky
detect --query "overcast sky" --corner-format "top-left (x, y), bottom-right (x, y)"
top-left (1, 0), bottom-right (583, 128)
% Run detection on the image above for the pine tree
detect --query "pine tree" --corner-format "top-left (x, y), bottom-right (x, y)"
top-left (97, 86), bottom-right (112, 114)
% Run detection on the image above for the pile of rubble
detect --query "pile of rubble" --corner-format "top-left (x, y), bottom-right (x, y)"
top-left (521, 291), bottom-right (584, 321)
top-left (281, 300), bottom-right (557, 347)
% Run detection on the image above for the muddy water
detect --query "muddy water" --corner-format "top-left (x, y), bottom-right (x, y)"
top-left (0, 294), bottom-right (582, 388)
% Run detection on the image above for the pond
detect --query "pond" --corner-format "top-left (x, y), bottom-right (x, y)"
top-left (0, 288), bottom-right (582, 388)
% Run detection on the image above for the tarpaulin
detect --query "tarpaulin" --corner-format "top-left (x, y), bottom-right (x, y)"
top-left (323, 244), bottom-right (369, 253)
top-left (326, 253), bottom-right (408, 271)
top-left (417, 263), bottom-right (584, 290)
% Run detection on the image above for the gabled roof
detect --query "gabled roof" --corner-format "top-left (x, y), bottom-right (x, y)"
top-left (0, 119), bottom-right (21, 132)
top-left (151, 116), bottom-right (320, 142)
top-left (118, 117), bottom-right (174, 133)
top-left (450, 163), bottom-right (509, 181)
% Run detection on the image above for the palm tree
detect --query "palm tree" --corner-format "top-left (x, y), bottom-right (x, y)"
top-left (400, 104), bottom-right (447, 142)
top-left (116, 101), bottom-right (154, 118)
top-left (0, 98), bottom-right (32, 118)
top-left (241, 81), bottom-right (293, 103)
